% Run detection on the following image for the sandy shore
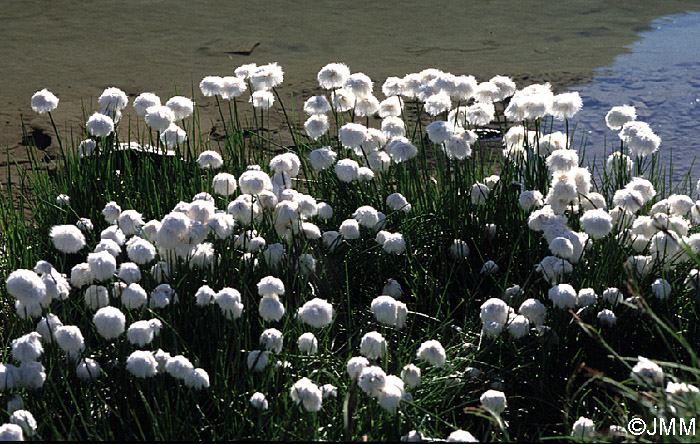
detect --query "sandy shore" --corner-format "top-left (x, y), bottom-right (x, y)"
top-left (2, 0), bottom-right (699, 196)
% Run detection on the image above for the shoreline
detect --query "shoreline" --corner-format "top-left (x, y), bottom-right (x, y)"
top-left (3, 0), bottom-right (700, 180)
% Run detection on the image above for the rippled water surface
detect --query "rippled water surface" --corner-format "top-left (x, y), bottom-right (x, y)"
top-left (568, 12), bottom-right (700, 183)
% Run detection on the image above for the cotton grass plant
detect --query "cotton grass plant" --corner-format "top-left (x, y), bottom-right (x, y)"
top-left (1, 62), bottom-right (699, 441)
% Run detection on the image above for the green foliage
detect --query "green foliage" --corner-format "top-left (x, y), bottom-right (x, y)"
top-left (1, 81), bottom-right (699, 441)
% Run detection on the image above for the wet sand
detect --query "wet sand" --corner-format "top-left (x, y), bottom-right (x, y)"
top-left (1, 0), bottom-right (699, 191)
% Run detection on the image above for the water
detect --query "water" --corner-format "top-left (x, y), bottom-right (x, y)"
top-left (568, 11), bottom-right (700, 185)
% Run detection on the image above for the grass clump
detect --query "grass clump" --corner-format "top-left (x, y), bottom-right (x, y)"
top-left (1, 64), bottom-right (699, 441)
